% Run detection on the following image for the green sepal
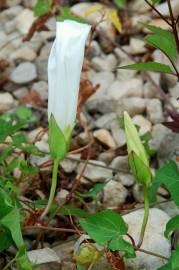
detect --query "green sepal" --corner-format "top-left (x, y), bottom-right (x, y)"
top-left (129, 151), bottom-right (151, 187)
top-left (48, 115), bottom-right (69, 161)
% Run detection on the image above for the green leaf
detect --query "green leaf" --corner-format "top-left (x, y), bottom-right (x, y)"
top-left (149, 160), bottom-right (179, 205)
top-left (145, 34), bottom-right (177, 62)
top-left (59, 204), bottom-right (89, 218)
top-left (0, 118), bottom-right (13, 143)
top-left (151, 0), bottom-right (161, 3)
top-left (0, 188), bottom-right (15, 219)
top-left (48, 115), bottom-right (68, 161)
top-left (0, 230), bottom-right (13, 253)
top-left (79, 209), bottom-right (135, 257)
top-left (19, 160), bottom-right (38, 175)
top-left (57, 7), bottom-right (86, 23)
top-left (0, 208), bottom-right (24, 249)
top-left (16, 106), bottom-right (34, 122)
top-left (76, 182), bottom-right (109, 198)
top-left (114, 0), bottom-right (126, 9)
top-left (16, 246), bottom-right (34, 270)
top-left (119, 62), bottom-right (174, 74)
top-left (77, 264), bottom-right (85, 270)
top-left (165, 215), bottom-right (179, 239)
top-left (33, 0), bottom-right (52, 16)
top-left (157, 245), bottom-right (179, 270)
top-left (141, 23), bottom-right (175, 41)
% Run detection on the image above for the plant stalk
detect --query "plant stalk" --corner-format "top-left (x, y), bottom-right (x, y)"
top-left (137, 186), bottom-right (149, 248)
top-left (40, 158), bottom-right (59, 220)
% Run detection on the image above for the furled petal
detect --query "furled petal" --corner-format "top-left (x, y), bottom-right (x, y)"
top-left (48, 20), bottom-right (91, 137)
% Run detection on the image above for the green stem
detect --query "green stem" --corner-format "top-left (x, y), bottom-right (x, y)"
top-left (137, 186), bottom-right (149, 248)
top-left (40, 158), bottom-right (59, 220)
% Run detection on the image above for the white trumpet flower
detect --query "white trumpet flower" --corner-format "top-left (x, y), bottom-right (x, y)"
top-left (48, 20), bottom-right (91, 160)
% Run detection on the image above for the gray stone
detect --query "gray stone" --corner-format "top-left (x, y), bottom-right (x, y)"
top-left (110, 120), bottom-right (126, 147)
top-left (60, 154), bottom-right (80, 173)
top-left (143, 82), bottom-right (160, 99)
top-left (132, 115), bottom-right (152, 135)
top-left (150, 124), bottom-right (179, 164)
top-left (124, 208), bottom-right (171, 270)
top-left (116, 97), bottom-right (146, 116)
top-left (4, 20), bottom-right (16, 34)
top-left (28, 248), bottom-right (61, 270)
top-left (156, 0), bottom-right (179, 17)
top-left (108, 78), bottom-right (143, 100)
top-left (95, 113), bottom-right (116, 129)
top-left (35, 58), bottom-right (48, 81)
top-left (88, 40), bottom-right (101, 58)
top-left (117, 59), bottom-right (137, 81)
top-left (110, 155), bottom-right (129, 173)
top-left (77, 160), bottom-right (112, 183)
top-left (10, 62), bottom-right (37, 84)
top-left (103, 180), bottom-right (128, 207)
top-left (146, 99), bottom-right (164, 124)
top-left (118, 173), bottom-right (135, 187)
top-left (91, 54), bottom-right (117, 72)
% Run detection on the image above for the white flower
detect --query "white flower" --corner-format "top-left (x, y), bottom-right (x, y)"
top-left (48, 20), bottom-right (91, 142)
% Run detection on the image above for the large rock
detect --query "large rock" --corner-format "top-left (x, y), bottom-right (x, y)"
top-left (10, 62), bottom-right (37, 84)
top-left (124, 208), bottom-right (171, 270)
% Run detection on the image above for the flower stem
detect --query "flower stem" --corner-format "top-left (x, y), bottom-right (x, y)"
top-left (137, 186), bottom-right (149, 248)
top-left (40, 158), bottom-right (59, 220)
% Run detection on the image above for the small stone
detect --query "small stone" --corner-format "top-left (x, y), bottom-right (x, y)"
top-left (93, 129), bottom-right (116, 148)
top-left (146, 99), bottom-right (164, 124)
top-left (110, 155), bottom-right (129, 173)
top-left (88, 40), bottom-right (101, 58)
top-left (15, 9), bottom-right (35, 34)
top-left (4, 20), bottom-right (16, 34)
top-left (13, 87), bottom-right (28, 99)
top-left (35, 140), bottom-right (49, 153)
top-left (124, 208), bottom-right (171, 270)
top-left (10, 62), bottom-right (37, 84)
top-left (132, 115), bottom-right (152, 135)
top-left (98, 151), bottom-right (116, 165)
top-left (143, 81), bottom-right (160, 98)
top-left (118, 173), bottom-right (135, 187)
top-left (28, 248), bottom-right (61, 270)
top-left (129, 38), bottom-right (147, 54)
top-left (60, 154), bottom-right (80, 173)
top-left (117, 97), bottom-right (146, 116)
top-left (77, 160), bottom-right (112, 183)
top-left (103, 180), bottom-right (128, 207)
top-left (10, 46), bottom-right (37, 61)
top-left (91, 54), bottom-right (117, 72)
top-left (32, 81), bottom-right (48, 100)
top-left (117, 59), bottom-right (137, 81)
top-left (56, 189), bottom-right (69, 205)
top-left (0, 31), bottom-right (8, 47)
top-left (6, 0), bottom-right (21, 7)
top-left (110, 121), bottom-right (126, 147)
top-left (95, 113), bottom-right (116, 129)
top-left (108, 78), bottom-right (143, 100)
top-left (129, 0), bottom-right (151, 13)
top-left (0, 93), bottom-right (15, 112)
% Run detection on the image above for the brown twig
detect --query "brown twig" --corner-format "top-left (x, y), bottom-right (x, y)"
top-left (144, 0), bottom-right (172, 26)
top-left (23, 225), bottom-right (83, 234)
top-left (167, 0), bottom-right (179, 52)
